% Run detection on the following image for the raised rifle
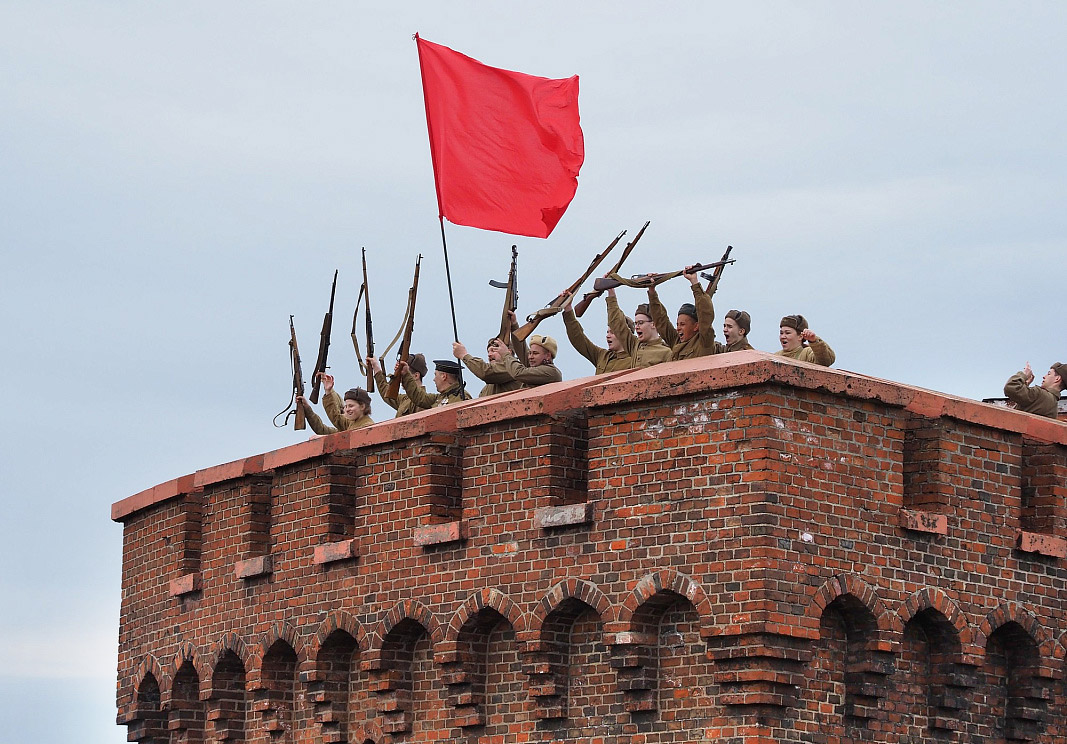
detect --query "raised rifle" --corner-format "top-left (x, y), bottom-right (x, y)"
top-left (351, 248), bottom-right (374, 392)
top-left (592, 255), bottom-right (736, 292)
top-left (272, 315), bottom-right (306, 430)
top-left (573, 220), bottom-right (649, 317)
top-left (701, 245), bottom-right (733, 296)
top-left (488, 245), bottom-right (518, 347)
top-left (308, 269), bottom-right (338, 404)
top-left (385, 255), bottom-right (422, 400)
top-left (513, 229), bottom-right (626, 343)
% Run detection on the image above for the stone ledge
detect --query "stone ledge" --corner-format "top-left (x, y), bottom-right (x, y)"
top-left (168, 572), bottom-right (201, 597)
top-left (1016, 530), bottom-right (1067, 558)
top-left (313, 539), bottom-right (359, 565)
top-left (413, 521), bottom-right (464, 547)
top-left (234, 555), bottom-right (273, 579)
top-left (899, 509), bottom-right (948, 535)
top-left (534, 502), bottom-right (594, 530)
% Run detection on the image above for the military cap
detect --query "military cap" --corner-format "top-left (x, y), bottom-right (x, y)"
top-left (623, 315), bottom-right (636, 333)
top-left (780, 314), bottom-right (808, 333)
top-left (635, 303), bottom-right (652, 320)
top-left (344, 388), bottom-right (371, 406)
top-left (408, 353), bottom-right (428, 378)
top-left (528, 334), bottom-right (558, 358)
top-left (433, 359), bottom-right (463, 376)
top-left (678, 303), bottom-right (698, 321)
top-left (726, 309), bottom-right (751, 334)
top-left (1052, 362), bottom-right (1067, 386)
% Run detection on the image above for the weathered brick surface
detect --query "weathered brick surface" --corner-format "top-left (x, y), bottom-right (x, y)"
top-left (113, 352), bottom-right (1067, 743)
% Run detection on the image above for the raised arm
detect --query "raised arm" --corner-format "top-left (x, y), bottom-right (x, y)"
top-left (647, 286), bottom-right (679, 347)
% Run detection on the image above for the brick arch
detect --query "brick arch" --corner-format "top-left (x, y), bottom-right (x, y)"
top-left (365, 599), bottom-right (442, 670)
top-left (445, 588), bottom-right (528, 645)
top-left (351, 720), bottom-right (384, 744)
top-left (810, 574), bottom-right (900, 636)
top-left (897, 587), bottom-right (972, 647)
top-left (531, 578), bottom-right (615, 643)
top-left (976, 602), bottom-right (1054, 664)
top-left (134, 654), bottom-right (165, 695)
top-left (205, 631), bottom-right (252, 688)
top-left (616, 569), bottom-right (715, 638)
top-left (255, 621), bottom-right (305, 666)
top-left (306, 610), bottom-right (369, 665)
top-left (165, 641), bottom-right (206, 702)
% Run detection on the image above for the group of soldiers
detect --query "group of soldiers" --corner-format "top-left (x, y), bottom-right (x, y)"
top-left (294, 263), bottom-right (1065, 433)
top-left (294, 265), bottom-right (837, 432)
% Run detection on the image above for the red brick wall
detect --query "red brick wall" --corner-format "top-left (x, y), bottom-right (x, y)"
top-left (113, 352), bottom-right (1067, 743)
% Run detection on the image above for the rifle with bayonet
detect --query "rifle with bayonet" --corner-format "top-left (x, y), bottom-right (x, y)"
top-left (351, 248), bottom-right (374, 392)
top-left (384, 255), bottom-right (422, 400)
top-left (273, 315), bottom-right (306, 430)
top-left (489, 245), bottom-right (519, 347)
top-left (592, 254), bottom-right (736, 292)
top-left (309, 269), bottom-right (338, 404)
top-left (573, 221), bottom-right (650, 317)
top-left (513, 230), bottom-right (626, 343)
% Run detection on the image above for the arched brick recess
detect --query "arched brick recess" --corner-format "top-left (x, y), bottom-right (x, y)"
top-left (167, 652), bottom-right (206, 744)
top-left (307, 610), bottom-right (369, 667)
top-left (810, 574), bottom-right (900, 641)
top-left (443, 587), bottom-right (528, 649)
top-left (127, 664), bottom-right (165, 743)
top-left (205, 631), bottom-right (251, 689)
top-left (897, 586), bottom-right (972, 647)
top-left (205, 640), bottom-right (249, 743)
top-left (530, 578), bottom-right (615, 646)
top-left (351, 720), bottom-right (384, 744)
top-left (167, 640), bottom-right (205, 699)
top-left (365, 599), bottom-right (442, 670)
top-left (976, 605), bottom-right (1051, 741)
top-left (254, 635), bottom-right (301, 741)
top-left (615, 569), bottom-right (714, 638)
top-left (133, 654), bottom-right (165, 697)
top-left (977, 603), bottom-right (1053, 665)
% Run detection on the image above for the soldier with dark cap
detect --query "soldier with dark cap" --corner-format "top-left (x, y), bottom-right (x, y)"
top-left (776, 315), bottom-right (835, 366)
top-left (399, 358), bottom-right (472, 409)
top-left (646, 268), bottom-right (719, 360)
top-left (607, 290), bottom-right (672, 369)
top-left (561, 295), bottom-right (631, 375)
top-left (453, 338), bottom-right (524, 397)
top-left (1004, 362), bottom-right (1065, 419)
top-left (297, 372), bottom-right (374, 434)
top-left (719, 310), bottom-right (755, 352)
top-left (368, 353), bottom-right (431, 417)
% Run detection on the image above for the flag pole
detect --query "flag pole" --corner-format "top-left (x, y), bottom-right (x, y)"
top-left (438, 217), bottom-right (460, 342)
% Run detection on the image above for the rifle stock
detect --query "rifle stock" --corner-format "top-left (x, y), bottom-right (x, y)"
top-left (513, 230), bottom-right (626, 343)
top-left (385, 255), bottom-right (422, 400)
top-left (289, 315), bottom-right (306, 430)
top-left (703, 245), bottom-right (733, 296)
top-left (573, 220), bottom-right (650, 317)
top-left (592, 257), bottom-right (736, 292)
top-left (309, 269), bottom-right (338, 404)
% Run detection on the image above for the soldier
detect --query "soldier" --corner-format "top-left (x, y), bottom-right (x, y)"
top-left (297, 373), bottom-right (374, 434)
top-left (498, 334), bottom-right (563, 388)
top-left (646, 268), bottom-right (719, 360)
top-left (776, 315), bottom-right (835, 366)
top-left (561, 296), bottom-right (631, 375)
top-left (607, 289), bottom-right (672, 369)
top-left (720, 310), bottom-right (755, 352)
top-left (400, 358), bottom-right (472, 408)
top-left (453, 338), bottom-right (523, 397)
top-left (368, 353), bottom-right (430, 417)
top-left (1004, 362), bottom-right (1065, 419)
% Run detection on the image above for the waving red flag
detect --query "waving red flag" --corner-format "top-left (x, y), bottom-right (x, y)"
top-left (416, 34), bottom-right (584, 239)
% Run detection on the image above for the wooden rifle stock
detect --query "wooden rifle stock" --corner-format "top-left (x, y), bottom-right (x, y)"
top-left (289, 315), bottom-right (306, 430)
top-left (385, 255), bottom-right (421, 400)
top-left (703, 245), bottom-right (733, 296)
top-left (489, 245), bottom-right (518, 346)
top-left (513, 230), bottom-right (626, 343)
top-left (592, 257), bottom-right (736, 292)
top-left (573, 220), bottom-right (650, 317)
top-left (309, 269), bottom-right (338, 404)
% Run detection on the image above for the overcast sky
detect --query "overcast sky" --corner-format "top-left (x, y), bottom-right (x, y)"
top-left (2, 3), bottom-right (1064, 742)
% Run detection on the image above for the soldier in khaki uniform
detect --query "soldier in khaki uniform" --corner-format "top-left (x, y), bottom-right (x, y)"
top-left (298, 373), bottom-right (374, 434)
top-left (498, 334), bottom-right (563, 388)
top-left (647, 268), bottom-right (720, 360)
top-left (561, 296), bottom-right (631, 375)
top-left (607, 291), bottom-right (672, 369)
top-left (719, 310), bottom-right (755, 352)
top-left (454, 338), bottom-right (524, 397)
top-left (1004, 362), bottom-right (1064, 419)
top-left (369, 353), bottom-right (430, 417)
top-left (400, 358), bottom-right (472, 408)
top-left (775, 315), bottom-right (835, 366)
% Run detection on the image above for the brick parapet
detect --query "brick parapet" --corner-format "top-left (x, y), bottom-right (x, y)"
top-left (114, 352), bottom-right (1067, 742)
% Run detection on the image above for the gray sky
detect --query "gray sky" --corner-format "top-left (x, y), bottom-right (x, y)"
top-left (2, 3), bottom-right (1064, 741)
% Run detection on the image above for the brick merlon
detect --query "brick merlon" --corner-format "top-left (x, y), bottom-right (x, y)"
top-left (110, 352), bottom-right (1067, 522)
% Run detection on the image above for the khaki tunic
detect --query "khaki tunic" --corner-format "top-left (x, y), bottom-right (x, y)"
top-left (647, 283), bottom-right (719, 360)
top-left (775, 338), bottom-right (835, 367)
top-left (563, 308), bottom-right (631, 375)
top-left (304, 390), bottom-right (374, 435)
top-left (500, 353), bottom-right (563, 388)
top-left (373, 369), bottom-right (429, 417)
top-left (606, 295), bottom-right (672, 369)
top-left (402, 371), bottom-right (472, 408)
top-left (1004, 372), bottom-right (1060, 418)
top-left (461, 354), bottom-right (523, 397)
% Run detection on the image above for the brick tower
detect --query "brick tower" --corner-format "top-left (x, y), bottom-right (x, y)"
top-left (113, 352), bottom-right (1067, 743)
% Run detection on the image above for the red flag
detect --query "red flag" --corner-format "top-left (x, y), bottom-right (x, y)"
top-left (416, 34), bottom-right (584, 239)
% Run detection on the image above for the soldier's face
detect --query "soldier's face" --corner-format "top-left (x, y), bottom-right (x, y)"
top-left (723, 317), bottom-right (744, 343)
top-left (780, 326), bottom-right (802, 351)
top-left (487, 341), bottom-right (504, 362)
top-left (342, 399), bottom-right (363, 420)
top-left (634, 314), bottom-right (656, 342)
top-left (433, 370), bottom-right (452, 392)
top-left (1043, 369), bottom-right (1062, 390)
top-left (528, 344), bottom-right (550, 366)
top-left (605, 328), bottom-right (623, 353)
top-left (676, 314), bottom-right (697, 342)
